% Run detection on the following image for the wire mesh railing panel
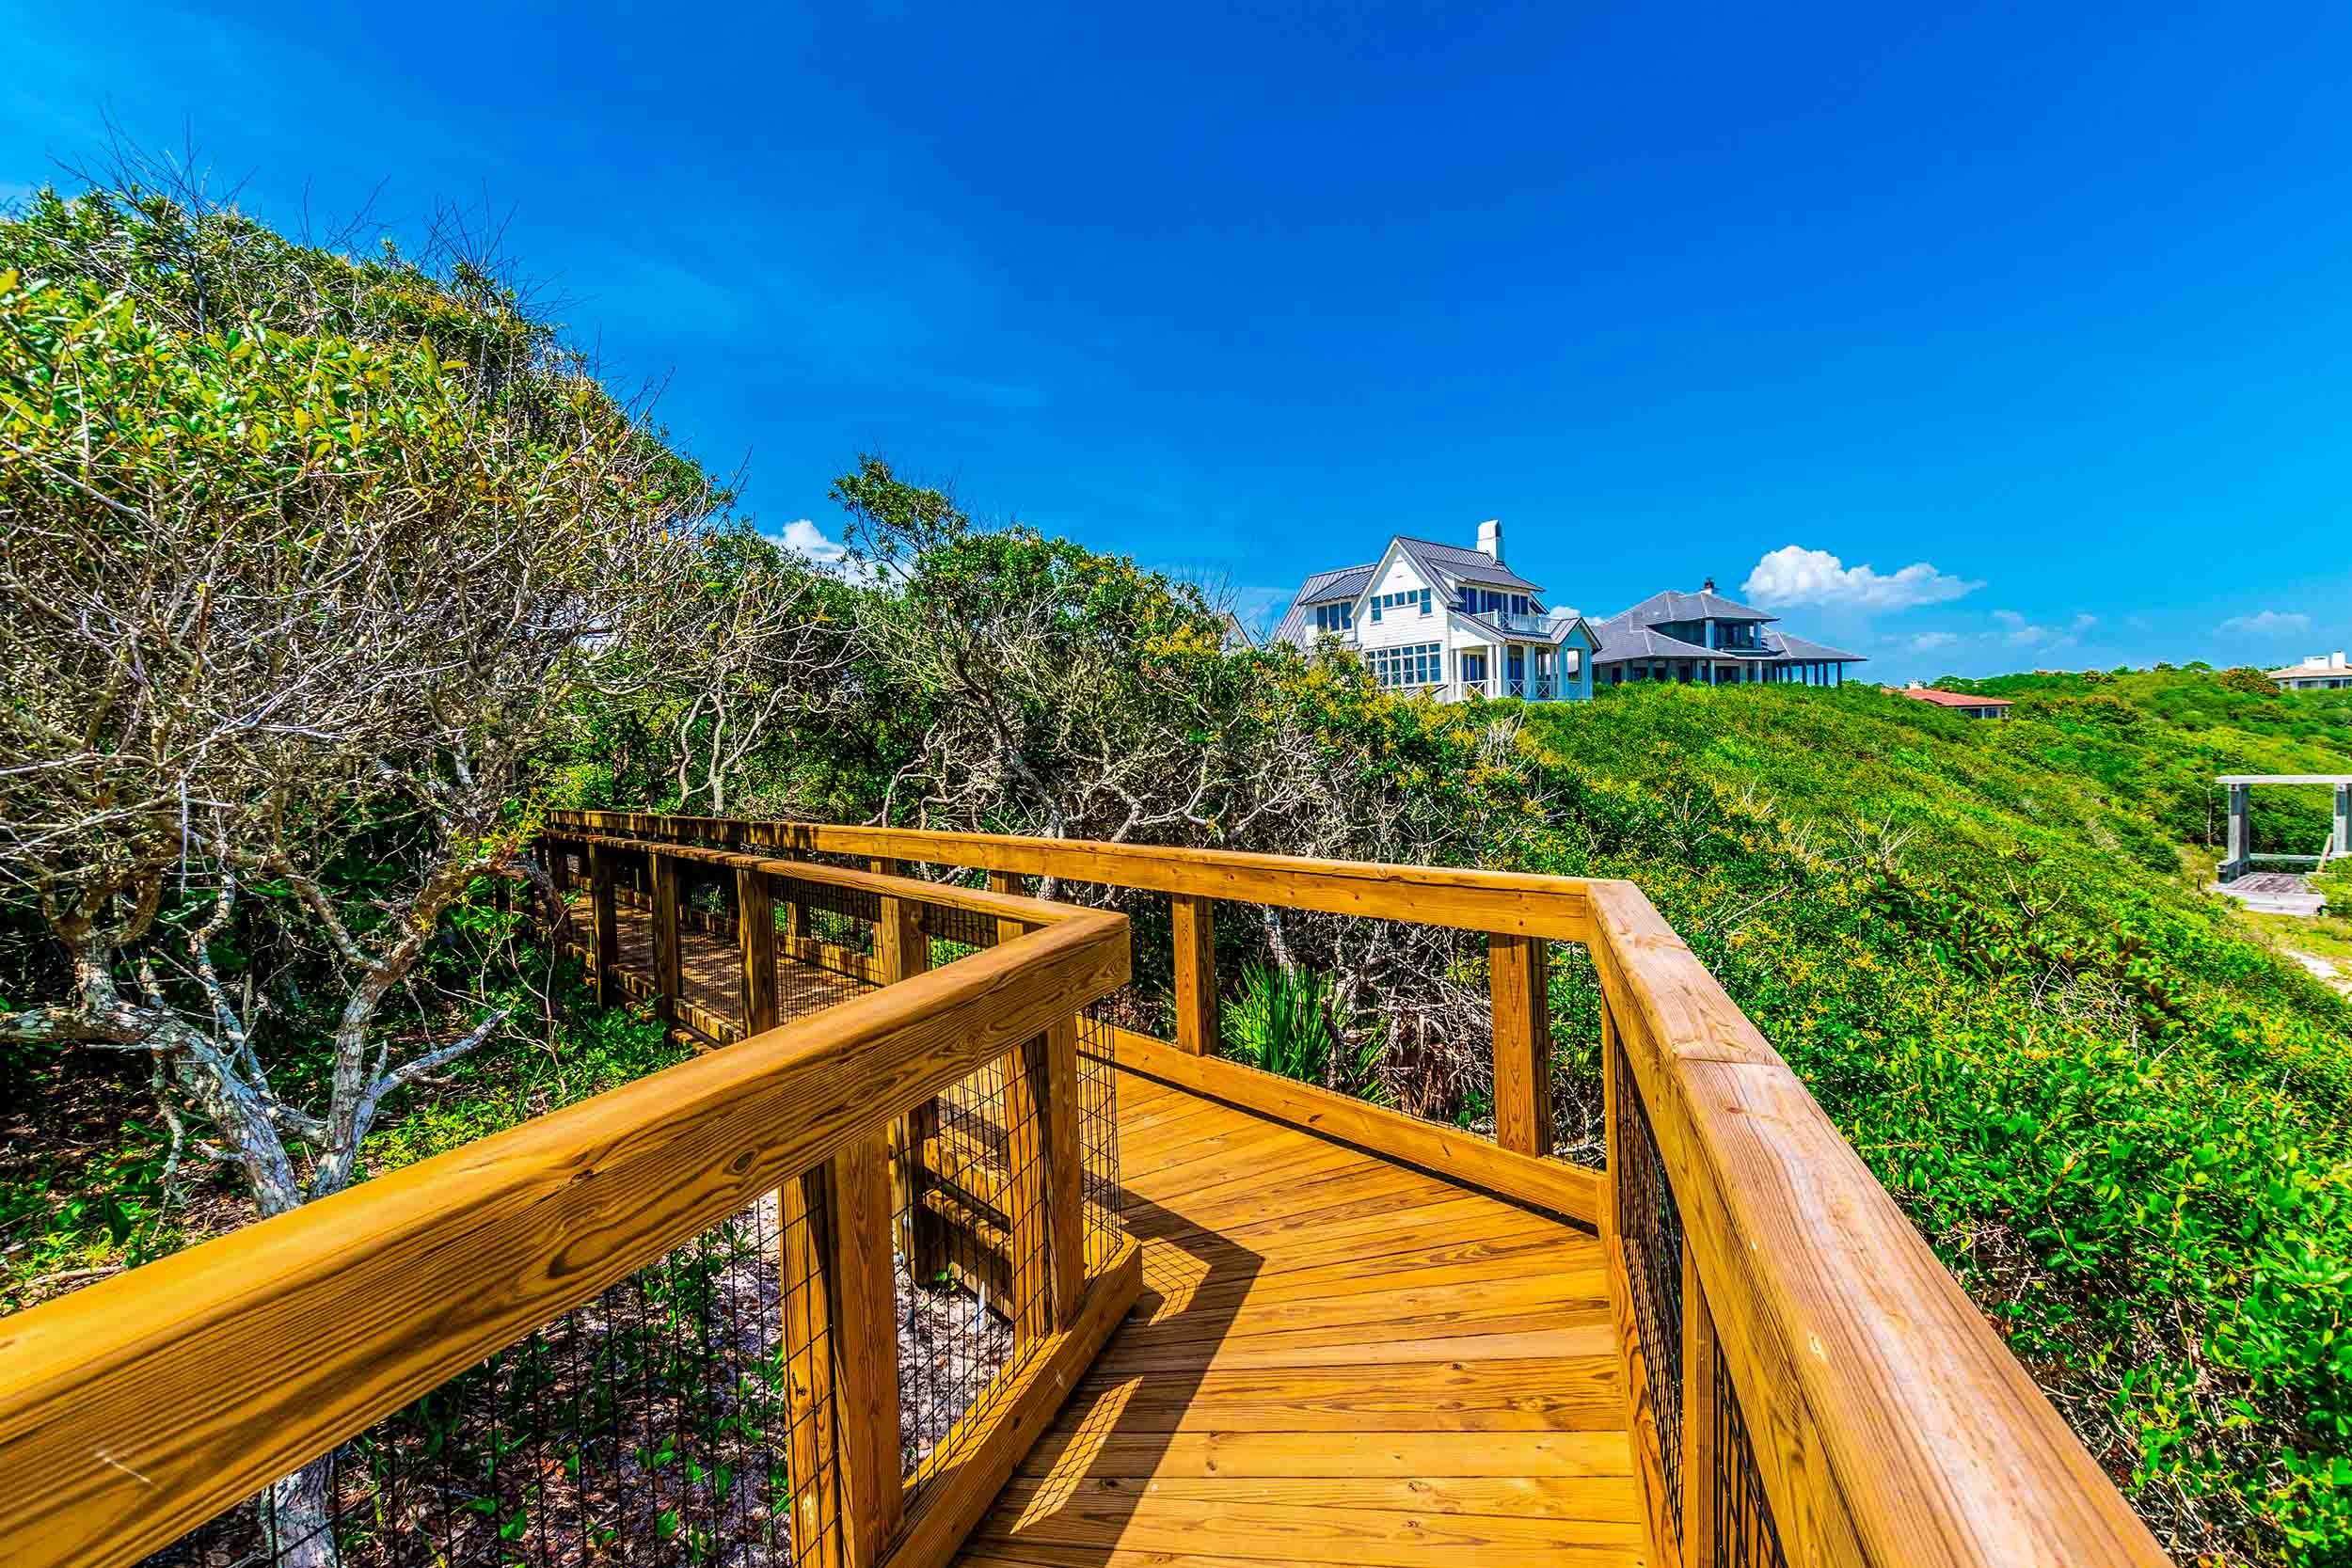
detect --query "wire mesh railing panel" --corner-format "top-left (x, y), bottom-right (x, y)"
top-left (893, 1059), bottom-right (1019, 1500)
top-left (1206, 901), bottom-right (1498, 1130)
top-left (1715, 1353), bottom-right (1790, 1568)
top-left (1076, 1038), bottom-right (1121, 1273)
top-left (1614, 1037), bottom-right (1685, 1539)
top-left (145, 1196), bottom-right (828, 1568)
top-left (1059, 886), bottom-right (1172, 1042)
top-left (771, 873), bottom-right (882, 997)
top-left (920, 899), bottom-right (1011, 967)
top-left (1544, 939), bottom-right (1606, 1164)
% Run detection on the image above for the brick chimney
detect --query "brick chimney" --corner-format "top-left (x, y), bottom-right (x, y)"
top-left (1476, 518), bottom-right (1502, 562)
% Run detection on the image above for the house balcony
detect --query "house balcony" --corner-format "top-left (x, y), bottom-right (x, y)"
top-left (1, 814), bottom-right (2172, 1568)
top-left (1476, 609), bottom-right (1554, 637)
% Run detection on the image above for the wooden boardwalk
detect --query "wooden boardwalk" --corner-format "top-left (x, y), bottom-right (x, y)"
top-left (959, 1065), bottom-right (1642, 1568)
top-left (590, 892), bottom-right (1642, 1563)
top-left (597, 900), bottom-right (873, 1030)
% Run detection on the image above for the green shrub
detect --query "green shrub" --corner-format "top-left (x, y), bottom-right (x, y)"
top-left (1220, 961), bottom-right (1338, 1085)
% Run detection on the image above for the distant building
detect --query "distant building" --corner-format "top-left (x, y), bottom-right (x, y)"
top-left (2268, 652), bottom-right (2350, 691)
top-left (1272, 520), bottom-right (1602, 701)
top-left (1588, 579), bottom-right (1865, 688)
top-left (1898, 683), bottom-right (2012, 720)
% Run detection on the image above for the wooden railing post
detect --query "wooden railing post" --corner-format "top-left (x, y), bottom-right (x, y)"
top-left (1489, 932), bottom-right (1551, 1156)
top-left (650, 849), bottom-right (683, 1037)
top-left (781, 1173), bottom-right (843, 1568)
top-left (1680, 1246), bottom-right (1721, 1568)
top-left (1171, 894), bottom-right (1218, 1054)
top-left (739, 864), bottom-right (778, 1037)
top-left (588, 842), bottom-right (619, 1007)
top-left (987, 869), bottom-right (1025, 946)
top-left (781, 879), bottom-right (805, 964)
top-left (784, 1132), bottom-right (905, 1568)
top-left (872, 860), bottom-right (926, 983)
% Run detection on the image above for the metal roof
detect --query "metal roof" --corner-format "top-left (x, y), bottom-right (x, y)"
top-left (1771, 631), bottom-right (1866, 662)
top-left (1270, 563), bottom-right (1377, 646)
top-left (1391, 536), bottom-right (1545, 593)
top-left (1587, 612), bottom-right (1865, 666)
top-left (1608, 587), bottom-right (1779, 626)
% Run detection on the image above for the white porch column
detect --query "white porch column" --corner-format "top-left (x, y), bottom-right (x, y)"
top-left (2223, 784), bottom-right (2249, 881)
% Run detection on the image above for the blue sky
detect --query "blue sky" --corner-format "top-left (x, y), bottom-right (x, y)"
top-left (7, 2), bottom-right (2349, 678)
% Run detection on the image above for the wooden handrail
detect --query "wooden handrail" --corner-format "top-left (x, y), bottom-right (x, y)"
top-left (544, 828), bottom-right (1084, 931)
top-left (546, 812), bottom-right (1609, 1225)
top-left (546, 811), bottom-right (1600, 941)
top-left (1583, 879), bottom-right (2171, 1567)
top-left (0, 884), bottom-right (1129, 1568)
top-left (548, 812), bottom-right (2175, 1568)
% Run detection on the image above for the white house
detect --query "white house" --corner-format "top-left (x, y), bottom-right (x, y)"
top-left (1272, 521), bottom-right (1602, 701)
top-left (2269, 652), bottom-right (2351, 691)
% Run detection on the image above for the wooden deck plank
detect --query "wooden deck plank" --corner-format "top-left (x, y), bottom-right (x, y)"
top-left (961, 1545), bottom-right (1641, 1568)
top-left (1015, 1427), bottom-right (1637, 1481)
top-left (950, 1065), bottom-right (1642, 1568)
top-left (994, 1472), bottom-right (1645, 1522)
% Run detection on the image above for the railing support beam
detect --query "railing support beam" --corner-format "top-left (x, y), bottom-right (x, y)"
top-left (1489, 933), bottom-right (1551, 1156)
top-left (988, 869), bottom-right (1025, 946)
top-left (830, 1132), bottom-right (906, 1566)
top-left (650, 848), bottom-right (683, 1037)
top-left (1171, 894), bottom-right (1218, 1055)
top-left (1680, 1243), bottom-right (1721, 1568)
top-left (739, 865), bottom-right (778, 1036)
top-left (588, 841), bottom-right (619, 1007)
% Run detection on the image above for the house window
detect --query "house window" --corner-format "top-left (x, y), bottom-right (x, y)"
top-left (1562, 649), bottom-right (1581, 675)
top-left (1368, 641), bottom-right (1444, 690)
top-left (1311, 602), bottom-right (1354, 634)
top-left (1369, 590), bottom-right (1433, 623)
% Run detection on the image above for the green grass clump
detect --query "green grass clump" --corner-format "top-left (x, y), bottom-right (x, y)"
top-left (1220, 960), bottom-right (1339, 1085)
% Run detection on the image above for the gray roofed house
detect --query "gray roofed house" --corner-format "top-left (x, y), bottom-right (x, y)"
top-left (1589, 579), bottom-right (1865, 688)
top-left (1272, 520), bottom-right (1603, 702)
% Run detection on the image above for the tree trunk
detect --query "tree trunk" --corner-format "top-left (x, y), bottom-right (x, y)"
top-left (262, 1455), bottom-right (340, 1568)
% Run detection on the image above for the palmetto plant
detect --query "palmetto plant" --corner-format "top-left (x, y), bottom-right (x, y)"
top-left (1220, 962), bottom-right (1339, 1086)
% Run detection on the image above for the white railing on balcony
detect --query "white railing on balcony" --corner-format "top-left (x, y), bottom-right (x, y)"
top-left (1481, 610), bottom-right (1553, 636)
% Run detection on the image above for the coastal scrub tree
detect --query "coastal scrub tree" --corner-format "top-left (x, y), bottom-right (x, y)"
top-left (0, 177), bottom-right (801, 1560)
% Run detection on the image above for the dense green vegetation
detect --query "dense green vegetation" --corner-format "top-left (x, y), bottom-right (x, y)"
top-left (1514, 674), bottom-right (2352, 1563)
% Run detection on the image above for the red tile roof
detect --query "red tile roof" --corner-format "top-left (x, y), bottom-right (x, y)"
top-left (1899, 687), bottom-right (2013, 708)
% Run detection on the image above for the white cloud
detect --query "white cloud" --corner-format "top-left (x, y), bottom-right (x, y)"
top-left (1904, 631), bottom-right (1960, 653)
top-left (772, 517), bottom-right (878, 583)
top-left (2216, 610), bottom-right (2310, 637)
top-left (1741, 546), bottom-right (1981, 611)
top-left (1990, 610), bottom-right (2095, 651)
